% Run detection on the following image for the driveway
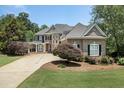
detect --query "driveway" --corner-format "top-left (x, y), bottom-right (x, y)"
top-left (0, 53), bottom-right (62, 88)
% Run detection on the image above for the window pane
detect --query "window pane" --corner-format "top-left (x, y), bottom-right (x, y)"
top-left (90, 44), bottom-right (99, 56)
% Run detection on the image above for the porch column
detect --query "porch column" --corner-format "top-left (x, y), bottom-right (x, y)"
top-left (28, 48), bottom-right (30, 54)
top-left (36, 43), bottom-right (38, 52)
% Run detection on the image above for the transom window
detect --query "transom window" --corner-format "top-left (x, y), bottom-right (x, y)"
top-left (90, 43), bottom-right (99, 56)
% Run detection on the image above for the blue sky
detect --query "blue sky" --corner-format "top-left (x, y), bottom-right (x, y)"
top-left (0, 5), bottom-right (92, 26)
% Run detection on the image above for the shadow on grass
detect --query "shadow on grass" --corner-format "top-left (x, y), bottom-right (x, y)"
top-left (51, 60), bottom-right (81, 67)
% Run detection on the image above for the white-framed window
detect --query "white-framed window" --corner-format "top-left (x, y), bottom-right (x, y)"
top-left (90, 43), bottom-right (99, 56)
top-left (73, 43), bottom-right (77, 48)
top-left (38, 44), bottom-right (43, 52)
top-left (39, 35), bottom-right (42, 41)
top-left (72, 41), bottom-right (80, 49)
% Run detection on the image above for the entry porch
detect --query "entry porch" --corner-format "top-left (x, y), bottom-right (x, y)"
top-left (28, 42), bottom-right (51, 53)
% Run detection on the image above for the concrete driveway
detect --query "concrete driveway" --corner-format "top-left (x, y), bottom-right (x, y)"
top-left (0, 53), bottom-right (62, 88)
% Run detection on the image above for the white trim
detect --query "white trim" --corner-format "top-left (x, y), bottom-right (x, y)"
top-left (66, 36), bottom-right (106, 40)
top-left (83, 24), bottom-right (107, 37)
top-left (89, 42), bottom-right (99, 56)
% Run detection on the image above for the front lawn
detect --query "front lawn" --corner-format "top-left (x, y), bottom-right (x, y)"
top-left (0, 54), bottom-right (21, 67)
top-left (18, 67), bottom-right (124, 88)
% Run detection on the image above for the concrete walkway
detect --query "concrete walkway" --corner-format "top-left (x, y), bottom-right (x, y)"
top-left (0, 53), bottom-right (61, 88)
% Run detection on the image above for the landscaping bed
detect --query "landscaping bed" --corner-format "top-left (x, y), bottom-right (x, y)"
top-left (41, 60), bottom-right (123, 72)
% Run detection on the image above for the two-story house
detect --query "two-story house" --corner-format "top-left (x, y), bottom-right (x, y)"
top-left (30, 23), bottom-right (107, 56)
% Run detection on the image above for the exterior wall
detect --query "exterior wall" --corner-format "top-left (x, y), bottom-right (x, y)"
top-left (51, 33), bottom-right (60, 51)
top-left (67, 39), bottom-right (83, 51)
top-left (67, 39), bottom-right (106, 56)
top-left (82, 39), bottom-right (106, 56)
top-left (44, 34), bottom-right (52, 43)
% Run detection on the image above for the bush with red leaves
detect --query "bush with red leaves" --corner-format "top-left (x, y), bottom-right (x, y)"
top-left (53, 43), bottom-right (83, 62)
top-left (7, 41), bottom-right (30, 55)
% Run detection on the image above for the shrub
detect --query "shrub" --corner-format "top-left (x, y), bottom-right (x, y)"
top-left (117, 58), bottom-right (124, 65)
top-left (78, 56), bottom-right (84, 62)
top-left (99, 56), bottom-right (114, 65)
top-left (84, 56), bottom-right (90, 62)
top-left (109, 57), bottom-right (115, 64)
top-left (84, 56), bottom-right (114, 65)
top-left (52, 48), bottom-right (58, 56)
top-left (111, 51), bottom-right (124, 57)
top-left (6, 41), bottom-right (30, 55)
top-left (52, 43), bottom-right (83, 62)
top-left (58, 64), bottom-right (66, 68)
top-left (100, 56), bottom-right (108, 64)
top-left (89, 57), bottom-right (96, 64)
top-left (84, 56), bottom-right (96, 64)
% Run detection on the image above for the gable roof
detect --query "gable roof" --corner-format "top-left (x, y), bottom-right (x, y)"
top-left (65, 23), bottom-right (87, 38)
top-left (65, 23), bottom-right (106, 39)
top-left (83, 24), bottom-right (107, 37)
top-left (35, 23), bottom-right (106, 39)
top-left (35, 28), bottom-right (49, 35)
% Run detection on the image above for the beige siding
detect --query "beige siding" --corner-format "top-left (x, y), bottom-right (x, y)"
top-left (66, 39), bottom-right (106, 56)
top-left (51, 33), bottom-right (60, 51)
top-left (67, 39), bottom-right (83, 50)
top-left (83, 39), bottom-right (106, 56)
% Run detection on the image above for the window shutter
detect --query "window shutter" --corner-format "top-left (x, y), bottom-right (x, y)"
top-left (99, 45), bottom-right (101, 56)
top-left (38, 36), bottom-right (39, 41)
top-left (88, 45), bottom-right (90, 56)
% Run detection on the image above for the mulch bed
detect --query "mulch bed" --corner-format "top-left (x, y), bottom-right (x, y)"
top-left (41, 60), bottom-right (124, 72)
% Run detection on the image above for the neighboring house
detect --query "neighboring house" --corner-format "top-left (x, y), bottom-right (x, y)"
top-left (30, 23), bottom-right (107, 56)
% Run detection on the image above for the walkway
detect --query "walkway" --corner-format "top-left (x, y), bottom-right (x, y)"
top-left (0, 54), bottom-right (61, 88)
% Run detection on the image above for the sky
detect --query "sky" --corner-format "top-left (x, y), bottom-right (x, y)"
top-left (0, 5), bottom-right (92, 27)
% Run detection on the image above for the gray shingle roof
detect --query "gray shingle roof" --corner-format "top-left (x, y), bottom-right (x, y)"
top-left (35, 23), bottom-right (106, 39)
top-left (65, 23), bottom-right (87, 38)
top-left (35, 28), bottom-right (49, 35)
top-left (46, 24), bottom-right (73, 34)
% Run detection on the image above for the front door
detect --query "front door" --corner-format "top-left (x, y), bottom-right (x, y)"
top-left (38, 44), bottom-right (43, 52)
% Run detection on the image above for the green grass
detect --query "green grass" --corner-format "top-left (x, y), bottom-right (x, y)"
top-left (18, 68), bottom-right (124, 88)
top-left (0, 54), bottom-right (21, 67)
